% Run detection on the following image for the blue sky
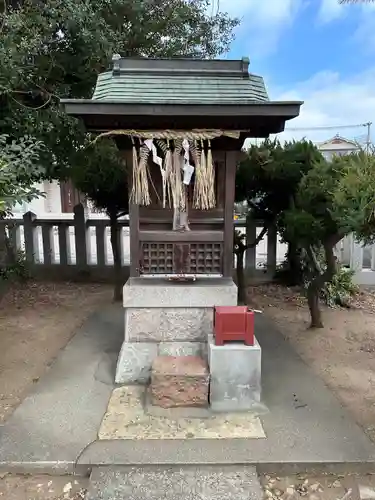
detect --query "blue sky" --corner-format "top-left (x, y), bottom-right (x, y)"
top-left (218, 0), bottom-right (375, 143)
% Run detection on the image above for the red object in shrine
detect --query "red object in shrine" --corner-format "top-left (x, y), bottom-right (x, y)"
top-left (213, 306), bottom-right (254, 346)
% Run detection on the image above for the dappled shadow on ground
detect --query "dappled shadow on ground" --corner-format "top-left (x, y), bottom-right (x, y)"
top-left (248, 283), bottom-right (375, 442)
top-left (0, 281), bottom-right (112, 423)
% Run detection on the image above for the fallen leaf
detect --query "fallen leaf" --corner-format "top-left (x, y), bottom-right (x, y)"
top-left (63, 482), bottom-right (72, 493)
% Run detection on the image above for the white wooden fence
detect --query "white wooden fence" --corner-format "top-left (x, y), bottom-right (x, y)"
top-left (0, 204), bottom-right (373, 285)
top-left (0, 205), bottom-right (130, 282)
top-left (337, 235), bottom-right (375, 285)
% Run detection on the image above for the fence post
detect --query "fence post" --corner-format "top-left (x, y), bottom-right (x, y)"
top-left (245, 219), bottom-right (256, 271)
top-left (95, 222), bottom-right (106, 267)
top-left (41, 223), bottom-right (56, 265)
top-left (23, 211), bottom-right (40, 263)
top-left (350, 234), bottom-right (363, 274)
top-left (340, 235), bottom-right (351, 265)
top-left (74, 204), bottom-right (89, 269)
top-left (8, 223), bottom-right (21, 256)
top-left (119, 225), bottom-right (125, 266)
top-left (267, 223), bottom-right (277, 275)
top-left (58, 224), bottom-right (71, 266)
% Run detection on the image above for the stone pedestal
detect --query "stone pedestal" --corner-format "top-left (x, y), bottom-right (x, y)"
top-left (208, 334), bottom-right (262, 412)
top-left (150, 356), bottom-right (209, 408)
top-left (115, 278), bottom-right (237, 384)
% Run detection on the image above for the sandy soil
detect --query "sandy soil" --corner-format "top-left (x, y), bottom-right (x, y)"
top-left (260, 471), bottom-right (375, 500)
top-left (248, 283), bottom-right (375, 443)
top-left (0, 281), bottom-right (112, 423)
top-left (0, 474), bottom-right (88, 499)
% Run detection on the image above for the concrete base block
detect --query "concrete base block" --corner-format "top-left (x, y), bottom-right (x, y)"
top-left (123, 278), bottom-right (237, 308)
top-left (115, 343), bottom-right (158, 384)
top-left (208, 334), bottom-right (262, 412)
top-left (150, 356), bottom-right (209, 408)
top-left (145, 390), bottom-right (211, 419)
top-left (125, 308), bottom-right (212, 342)
top-left (117, 278), bottom-right (237, 384)
top-left (158, 342), bottom-right (205, 358)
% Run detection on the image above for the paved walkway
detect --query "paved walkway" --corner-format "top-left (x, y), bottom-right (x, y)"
top-left (86, 466), bottom-right (264, 500)
top-left (0, 304), bottom-right (123, 474)
top-left (0, 304), bottom-right (374, 475)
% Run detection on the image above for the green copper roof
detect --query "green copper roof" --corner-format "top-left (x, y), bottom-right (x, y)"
top-left (91, 56), bottom-right (269, 104)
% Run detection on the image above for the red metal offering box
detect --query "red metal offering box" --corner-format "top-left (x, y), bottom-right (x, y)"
top-left (213, 306), bottom-right (254, 346)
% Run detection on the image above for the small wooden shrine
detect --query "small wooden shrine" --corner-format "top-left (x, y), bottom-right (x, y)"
top-left (62, 56), bottom-right (302, 279)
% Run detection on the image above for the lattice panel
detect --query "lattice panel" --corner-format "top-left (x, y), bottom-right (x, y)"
top-left (141, 243), bottom-right (174, 274)
top-left (189, 243), bottom-right (222, 274)
top-left (140, 242), bottom-right (223, 274)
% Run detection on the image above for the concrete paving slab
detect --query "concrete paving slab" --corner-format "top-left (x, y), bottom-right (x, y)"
top-left (85, 465), bottom-right (263, 500)
top-left (79, 314), bottom-right (375, 473)
top-left (98, 385), bottom-right (265, 440)
top-left (0, 303), bottom-right (375, 475)
top-left (0, 303), bottom-right (123, 474)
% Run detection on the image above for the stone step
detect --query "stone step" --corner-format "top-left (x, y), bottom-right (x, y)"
top-left (85, 465), bottom-right (264, 500)
top-left (150, 355), bottom-right (209, 408)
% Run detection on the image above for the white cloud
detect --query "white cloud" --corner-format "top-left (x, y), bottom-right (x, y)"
top-left (221, 0), bottom-right (300, 25)
top-left (317, 0), bottom-right (345, 23)
top-left (269, 67), bottom-right (375, 144)
top-left (352, 7), bottom-right (375, 53)
top-left (217, 0), bottom-right (303, 57)
top-left (318, 0), bottom-right (375, 25)
top-left (215, 1), bottom-right (375, 147)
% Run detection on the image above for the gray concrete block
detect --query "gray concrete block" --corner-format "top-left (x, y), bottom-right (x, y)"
top-left (123, 278), bottom-right (237, 308)
top-left (125, 308), bottom-right (212, 342)
top-left (115, 342), bottom-right (158, 384)
top-left (86, 465), bottom-right (264, 500)
top-left (208, 334), bottom-right (262, 412)
top-left (145, 390), bottom-right (211, 419)
top-left (158, 341), bottom-right (205, 357)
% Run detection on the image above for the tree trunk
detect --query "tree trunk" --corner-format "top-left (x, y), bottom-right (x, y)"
top-left (307, 283), bottom-right (323, 328)
top-left (233, 223), bottom-right (268, 304)
top-left (109, 211), bottom-right (122, 302)
top-left (236, 248), bottom-right (246, 304)
top-left (306, 239), bottom-right (339, 328)
top-left (286, 240), bottom-right (303, 285)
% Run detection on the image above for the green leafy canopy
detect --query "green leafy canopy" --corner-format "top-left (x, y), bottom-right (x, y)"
top-left (1, 0), bottom-right (239, 212)
top-left (0, 134), bottom-right (44, 216)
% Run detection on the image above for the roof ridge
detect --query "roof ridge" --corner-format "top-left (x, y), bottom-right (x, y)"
top-left (111, 54), bottom-right (251, 79)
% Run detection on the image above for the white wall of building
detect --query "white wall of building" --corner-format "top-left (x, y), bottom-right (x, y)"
top-left (316, 135), bottom-right (360, 160)
top-left (12, 180), bottom-right (61, 215)
top-left (44, 180), bottom-right (62, 213)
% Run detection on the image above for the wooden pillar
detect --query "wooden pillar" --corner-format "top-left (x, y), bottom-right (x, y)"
top-left (214, 151), bottom-right (226, 209)
top-left (223, 151), bottom-right (237, 277)
top-left (129, 202), bottom-right (139, 277)
top-left (124, 150), bottom-right (140, 278)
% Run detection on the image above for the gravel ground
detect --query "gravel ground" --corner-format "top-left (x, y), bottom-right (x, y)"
top-left (0, 281), bottom-right (112, 423)
top-left (248, 283), bottom-right (375, 443)
top-left (0, 474), bottom-right (89, 500)
top-left (260, 472), bottom-right (375, 500)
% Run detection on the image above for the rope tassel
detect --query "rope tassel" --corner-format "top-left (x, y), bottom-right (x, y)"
top-left (130, 137), bottom-right (139, 204)
top-left (130, 138), bottom-right (151, 205)
top-left (164, 140), bottom-right (173, 208)
top-left (120, 132), bottom-right (217, 210)
top-left (206, 139), bottom-right (215, 209)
